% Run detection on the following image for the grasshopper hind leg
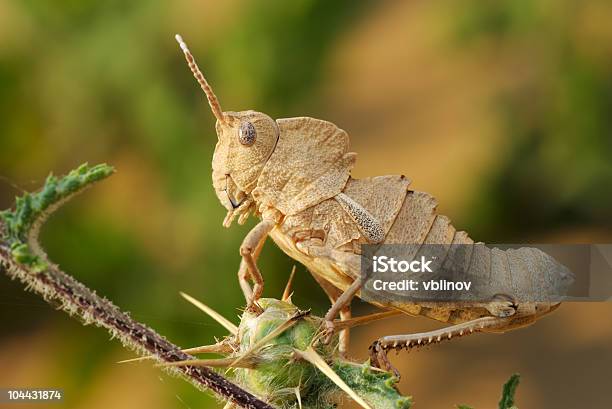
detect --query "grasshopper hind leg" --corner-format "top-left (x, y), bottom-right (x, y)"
top-left (369, 316), bottom-right (508, 378)
top-left (486, 293), bottom-right (519, 318)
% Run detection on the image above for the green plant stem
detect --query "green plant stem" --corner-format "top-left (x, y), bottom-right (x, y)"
top-left (0, 163), bottom-right (273, 409)
top-left (0, 224), bottom-right (273, 409)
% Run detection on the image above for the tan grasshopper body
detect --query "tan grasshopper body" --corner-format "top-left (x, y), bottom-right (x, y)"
top-left (175, 36), bottom-right (572, 371)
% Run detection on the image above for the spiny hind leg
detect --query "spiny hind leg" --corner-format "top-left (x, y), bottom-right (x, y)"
top-left (370, 317), bottom-right (507, 378)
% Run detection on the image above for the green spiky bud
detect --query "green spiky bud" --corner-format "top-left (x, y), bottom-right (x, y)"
top-left (233, 299), bottom-right (331, 406)
top-left (231, 298), bottom-right (411, 409)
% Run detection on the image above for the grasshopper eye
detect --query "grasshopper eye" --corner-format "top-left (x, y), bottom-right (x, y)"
top-left (239, 121), bottom-right (257, 146)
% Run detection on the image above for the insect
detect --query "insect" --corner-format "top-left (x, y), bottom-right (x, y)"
top-left (175, 35), bottom-right (573, 374)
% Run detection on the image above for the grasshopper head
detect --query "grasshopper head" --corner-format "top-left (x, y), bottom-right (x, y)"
top-left (176, 35), bottom-right (278, 226)
top-left (211, 110), bottom-right (278, 209)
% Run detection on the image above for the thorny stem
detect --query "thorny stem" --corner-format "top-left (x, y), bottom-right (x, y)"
top-left (0, 170), bottom-right (273, 409)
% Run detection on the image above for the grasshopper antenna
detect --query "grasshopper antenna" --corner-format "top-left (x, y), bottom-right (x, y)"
top-left (175, 34), bottom-right (226, 125)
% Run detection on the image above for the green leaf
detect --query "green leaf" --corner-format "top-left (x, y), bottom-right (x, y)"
top-left (499, 374), bottom-right (520, 409)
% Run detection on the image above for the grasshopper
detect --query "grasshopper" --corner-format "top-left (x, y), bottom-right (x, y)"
top-left (175, 35), bottom-right (573, 373)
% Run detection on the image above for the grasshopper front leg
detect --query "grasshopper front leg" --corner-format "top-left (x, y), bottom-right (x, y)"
top-left (238, 218), bottom-right (276, 310)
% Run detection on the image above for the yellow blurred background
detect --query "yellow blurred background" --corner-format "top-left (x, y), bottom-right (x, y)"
top-left (1, 1), bottom-right (611, 408)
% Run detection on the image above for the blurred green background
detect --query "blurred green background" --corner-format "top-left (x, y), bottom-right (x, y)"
top-left (1, 1), bottom-right (611, 408)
